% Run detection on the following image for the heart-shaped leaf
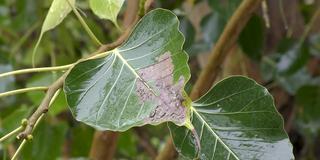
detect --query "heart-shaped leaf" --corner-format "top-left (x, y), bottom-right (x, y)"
top-left (169, 76), bottom-right (294, 160)
top-left (89, 0), bottom-right (124, 28)
top-left (64, 9), bottom-right (190, 131)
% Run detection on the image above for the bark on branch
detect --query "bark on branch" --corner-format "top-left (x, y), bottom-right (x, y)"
top-left (190, 0), bottom-right (263, 99)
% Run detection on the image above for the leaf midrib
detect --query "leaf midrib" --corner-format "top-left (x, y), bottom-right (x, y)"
top-left (191, 107), bottom-right (240, 160)
top-left (113, 49), bottom-right (157, 96)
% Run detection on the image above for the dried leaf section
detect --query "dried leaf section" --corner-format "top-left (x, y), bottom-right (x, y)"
top-left (64, 9), bottom-right (190, 131)
top-left (169, 76), bottom-right (294, 160)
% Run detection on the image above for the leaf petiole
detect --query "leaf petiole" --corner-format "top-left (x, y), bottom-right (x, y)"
top-left (66, 0), bottom-right (102, 46)
top-left (0, 87), bottom-right (48, 98)
top-left (0, 126), bottom-right (24, 143)
top-left (0, 64), bottom-right (73, 79)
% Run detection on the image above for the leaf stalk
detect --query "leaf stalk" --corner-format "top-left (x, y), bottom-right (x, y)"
top-left (0, 87), bottom-right (48, 98)
top-left (66, 0), bottom-right (102, 46)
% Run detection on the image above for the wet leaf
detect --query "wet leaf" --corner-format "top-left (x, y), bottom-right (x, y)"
top-left (89, 0), bottom-right (124, 27)
top-left (64, 9), bottom-right (190, 131)
top-left (169, 76), bottom-right (294, 160)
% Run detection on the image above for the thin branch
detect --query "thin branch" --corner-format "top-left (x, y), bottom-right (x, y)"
top-left (134, 128), bottom-right (158, 159)
top-left (0, 64), bottom-right (73, 79)
top-left (0, 87), bottom-right (48, 98)
top-left (11, 139), bottom-right (27, 160)
top-left (156, 0), bottom-right (263, 159)
top-left (66, 0), bottom-right (102, 46)
top-left (0, 126), bottom-right (24, 143)
top-left (300, 8), bottom-right (320, 44)
top-left (18, 76), bottom-right (65, 139)
top-left (11, 90), bottom-right (61, 160)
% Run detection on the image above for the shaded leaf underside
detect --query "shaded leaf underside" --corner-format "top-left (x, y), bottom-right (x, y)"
top-left (64, 9), bottom-right (190, 131)
top-left (169, 76), bottom-right (294, 160)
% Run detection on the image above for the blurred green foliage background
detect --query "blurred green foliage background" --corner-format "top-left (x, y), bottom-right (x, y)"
top-left (0, 0), bottom-right (320, 159)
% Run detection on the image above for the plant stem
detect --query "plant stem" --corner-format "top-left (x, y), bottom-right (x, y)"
top-left (10, 22), bottom-right (40, 58)
top-left (11, 90), bottom-right (61, 160)
top-left (300, 8), bottom-right (320, 44)
top-left (18, 77), bottom-right (65, 139)
top-left (0, 64), bottom-right (73, 79)
top-left (156, 0), bottom-right (263, 159)
top-left (0, 126), bottom-right (24, 143)
top-left (11, 139), bottom-right (26, 160)
top-left (190, 0), bottom-right (263, 100)
top-left (66, 0), bottom-right (102, 46)
top-left (0, 87), bottom-right (48, 98)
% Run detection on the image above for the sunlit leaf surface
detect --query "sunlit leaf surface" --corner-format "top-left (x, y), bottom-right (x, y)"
top-left (169, 76), bottom-right (294, 160)
top-left (64, 9), bottom-right (190, 131)
top-left (89, 0), bottom-right (124, 27)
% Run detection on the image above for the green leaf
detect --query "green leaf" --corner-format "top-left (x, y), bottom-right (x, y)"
top-left (64, 9), bottom-right (190, 131)
top-left (89, 0), bottom-right (124, 27)
top-left (238, 15), bottom-right (264, 61)
top-left (33, 0), bottom-right (75, 66)
top-left (179, 17), bottom-right (195, 50)
top-left (208, 0), bottom-right (241, 20)
top-left (41, 0), bottom-right (75, 34)
top-left (296, 85), bottom-right (320, 136)
top-left (277, 42), bottom-right (310, 76)
top-left (1, 106), bottom-right (32, 135)
top-left (21, 120), bottom-right (67, 160)
top-left (70, 124), bottom-right (95, 157)
top-left (201, 12), bottom-right (225, 45)
top-left (169, 76), bottom-right (294, 160)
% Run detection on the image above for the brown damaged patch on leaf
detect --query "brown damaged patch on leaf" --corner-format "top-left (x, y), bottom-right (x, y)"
top-left (136, 52), bottom-right (187, 125)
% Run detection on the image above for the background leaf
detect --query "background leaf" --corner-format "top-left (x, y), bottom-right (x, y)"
top-left (238, 15), bottom-right (264, 61)
top-left (33, 0), bottom-right (75, 66)
top-left (169, 76), bottom-right (294, 160)
top-left (41, 0), bottom-right (75, 34)
top-left (89, 0), bottom-right (124, 27)
top-left (296, 85), bottom-right (320, 136)
top-left (20, 120), bottom-right (67, 160)
top-left (64, 9), bottom-right (190, 131)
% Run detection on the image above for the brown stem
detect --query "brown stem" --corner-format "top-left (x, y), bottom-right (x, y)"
top-left (156, 0), bottom-right (263, 159)
top-left (155, 138), bottom-right (177, 160)
top-left (190, 0), bottom-right (263, 99)
top-left (17, 75), bottom-right (66, 139)
top-left (89, 131), bottom-right (120, 160)
top-left (134, 128), bottom-right (158, 158)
